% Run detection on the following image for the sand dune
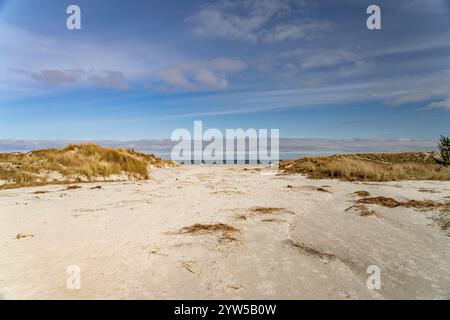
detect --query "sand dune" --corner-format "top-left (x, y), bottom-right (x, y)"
top-left (0, 165), bottom-right (449, 299)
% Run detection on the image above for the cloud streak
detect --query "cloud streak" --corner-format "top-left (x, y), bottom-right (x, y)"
top-left (187, 0), bottom-right (330, 43)
top-left (156, 58), bottom-right (247, 90)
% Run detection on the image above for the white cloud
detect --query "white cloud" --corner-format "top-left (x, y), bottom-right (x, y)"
top-left (187, 0), bottom-right (329, 43)
top-left (425, 98), bottom-right (450, 110)
top-left (299, 50), bottom-right (361, 70)
top-left (260, 20), bottom-right (331, 43)
top-left (0, 23), bottom-right (176, 94)
top-left (30, 69), bottom-right (80, 85)
top-left (89, 71), bottom-right (129, 90)
top-left (10, 68), bottom-right (129, 90)
top-left (156, 58), bottom-right (247, 90)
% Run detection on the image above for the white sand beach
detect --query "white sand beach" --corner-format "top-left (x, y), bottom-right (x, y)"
top-left (0, 165), bottom-right (449, 300)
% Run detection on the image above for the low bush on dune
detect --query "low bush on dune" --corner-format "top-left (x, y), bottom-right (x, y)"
top-left (0, 143), bottom-right (175, 189)
top-left (279, 152), bottom-right (450, 181)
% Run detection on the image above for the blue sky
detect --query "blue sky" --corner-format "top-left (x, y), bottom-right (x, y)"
top-left (0, 0), bottom-right (449, 140)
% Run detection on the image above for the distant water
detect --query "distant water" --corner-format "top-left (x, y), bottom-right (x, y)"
top-left (143, 151), bottom-right (338, 161)
top-left (1, 148), bottom-right (432, 162)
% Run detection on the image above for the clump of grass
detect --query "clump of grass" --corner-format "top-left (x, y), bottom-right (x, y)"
top-left (345, 204), bottom-right (379, 217)
top-left (250, 207), bottom-right (287, 215)
top-left (64, 185), bottom-right (82, 191)
top-left (351, 190), bottom-right (371, 198)
top-left (286, 239), bottom-right (335, 260)
top-left (351, 195), bottom-right (449, 233)
top-left (356, 196), bottom-right (449, 211)
top-left (280, 152), bottom-right (450, 181)
top-left (33, 190), bottom-right (48, 195)
top-left (178, 223), bottom-right (239, 235)
top-left (356, 196), bottom-right (401, 208)
top-left (262, 218), bottom-right (287, 223)
top-left (0, 143), bottom-right (175, 189)
top-left (418, 189), bottom-right (440, 193)
top-left (181, 262), bottom-right (196, 274)
top-left (15, 233), bottom-right (34, 240)
top-left (173, 223), bottom-right (241, 246)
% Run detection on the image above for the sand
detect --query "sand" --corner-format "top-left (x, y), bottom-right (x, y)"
top-left (0, 165), bottom-right (449, 300)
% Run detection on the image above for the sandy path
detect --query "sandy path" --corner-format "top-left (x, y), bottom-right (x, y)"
top-left (0, 165), bottom-right (449, 299)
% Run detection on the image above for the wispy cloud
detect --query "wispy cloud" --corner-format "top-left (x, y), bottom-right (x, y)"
top-left (187, 0), bottom-right (330, 43)
top-left (89, 71), bottom-right (129, 90)
top-left (425, 98), bottom-right (450, 110)
top-left (0, 23), bottom-right (175, 94)
top-left (156, 58), bottom-right (247, 91)
top-left (9, 68), bottom-right (129, 89)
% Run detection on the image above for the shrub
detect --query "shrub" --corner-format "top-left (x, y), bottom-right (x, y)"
top-left (434, 135), bottom-right (450, 166)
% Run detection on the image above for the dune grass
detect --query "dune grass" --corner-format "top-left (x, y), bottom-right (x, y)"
top-left (0, 143), bottom-right (174, 189)
top-left (280, 152), bottom-right (450, 181)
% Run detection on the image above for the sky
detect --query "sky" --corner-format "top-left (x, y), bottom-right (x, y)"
top-left (0, 0), bottom-right (449, 141)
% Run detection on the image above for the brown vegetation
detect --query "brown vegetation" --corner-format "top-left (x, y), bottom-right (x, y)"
top-left (286, 185), bottom-right (331, 193)
top-left (174, 223), bottom-right (241, 245)
top-left (0, 143), bottom-right (175, 189)
top-left (64, 185), bottom-right (82, 191)
top-left (356, 196), bottom-right (449, 211)
top-left (356, 196), bottom-right (401, 208)
top-left (286, 239), bottom-right (335, 260)
top-left (280, 152), bottom-right (450, 181)
top-left (345, 204), bottom-right (379, 217)
top-left (351, 190), bottom-right (371, 197)
top-left (177, 223), bottom-right (239, 235)
top-left (351, 195), bottom-right (449, 232)
top-left (262, 218), bottom-right (287, 223)
top-left (250, 207), bottom-right (289, 214)
top-left (15, 233), bottom-right (34, 240)
top-left (181, 262), bottom-right (196, 274)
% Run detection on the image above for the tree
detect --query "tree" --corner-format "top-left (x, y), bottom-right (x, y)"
top-left (434, 135), bottom-right (450, 166)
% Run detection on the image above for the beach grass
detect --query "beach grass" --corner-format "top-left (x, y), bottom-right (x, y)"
top-left (280, 152), bottom-right (450, 181)
top-left (0, 143), bottom-right (174, 189)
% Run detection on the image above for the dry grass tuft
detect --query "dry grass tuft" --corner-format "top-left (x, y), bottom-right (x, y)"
top-left (0, 143), bottom-right (175, 189)
top-left (64, 185), bottom-right (82, 191)
top-left (280, 152), bottom-right (450, 181)
top-left (173, 223), bottom-right (241, 246)
top-left (242, 168), bottom-right (261, 172)
top-left (418, 189), bottom-right (440, 193)
top-left (402, 199), bottom-right (445, 209)
top-left (15, 233), bottom-right (34, 240)
top-left (286, 239), bottom-right (335, 260)
top-left (250, 207), bottom-right (287, 215)
top-left (351, 190), bottom-right (371, 198)
top-left (356, 196), bottom-right (449, 211)
top-left (33, 190), bottom-right (48, 195)
top-left (352, 195), bottom-right (449, 232)
top-left (345, 204), bottom-right (379, 217)
top-left (286, 185), bottom-right (331, 193)
top-left (356, 196), bottom-right (401, 208)
top-left (262, 218), bottom-right (287, 223)
top-left (218, 234), bottom-right (240, 244)
top-left (181, 262), bottom-right (196, 274)
top-left (178, 223), bottom-right (239, 235)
